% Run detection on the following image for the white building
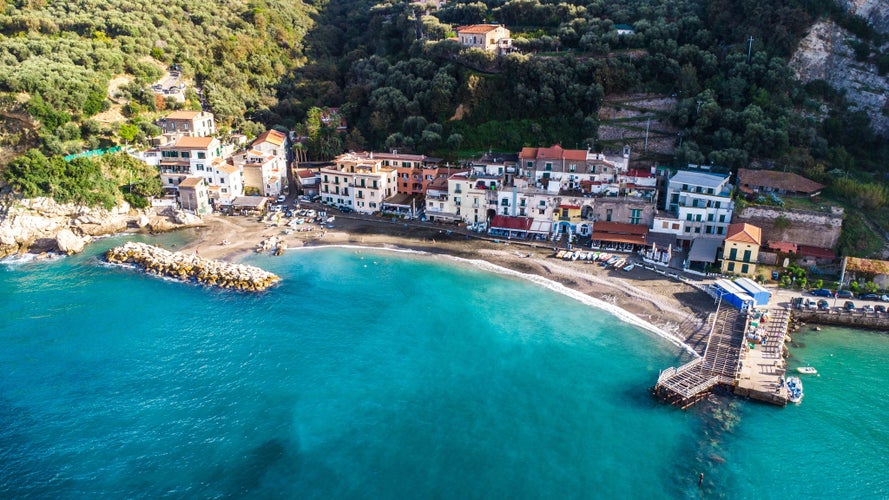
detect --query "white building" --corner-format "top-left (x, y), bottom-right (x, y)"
top-left (320, 152), bottom-right (398, 214)
top-left (664, 170), bottom-right (734, 240)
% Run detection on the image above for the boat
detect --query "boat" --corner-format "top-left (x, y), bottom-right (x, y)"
top-left (613, 258), bottom-right (626, 269)
top-left (797, 366), bottom-right (818, 375)
top-left (623, 263), bottom-right (635, 272)
top-left (786, 376), bottom-right (804, 403)
top-left (605, 256), bottom-right (620, 266)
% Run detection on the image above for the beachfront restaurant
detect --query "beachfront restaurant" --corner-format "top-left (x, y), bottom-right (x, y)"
top-left (589, 222), bottom-right (648, 252)
top-left (222, 196), bottom-right (268, 216)
top-left (489, 215), bottom-right (532, 239)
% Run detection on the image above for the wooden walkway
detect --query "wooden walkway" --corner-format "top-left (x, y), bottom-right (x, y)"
top-left (652, 306), bottom-right (747, 409)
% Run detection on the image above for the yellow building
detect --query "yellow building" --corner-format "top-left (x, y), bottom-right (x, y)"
top-left (721, 223), bottom-right (762, 277)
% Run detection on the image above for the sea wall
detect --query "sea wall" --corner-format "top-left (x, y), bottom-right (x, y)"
top-left (105, 241), bottom-right (280, 291)
top-left (792, 309), bottom-right (889, 331)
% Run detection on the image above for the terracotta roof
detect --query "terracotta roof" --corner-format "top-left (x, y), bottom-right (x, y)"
top-left (296, 170), bottom-right (317, 179)
top-left (217, 164), bottom-right (239, 174)
top-left (456, 24), bottom-right (503, 34)
top-left (174, 136), bottom-right (215, 149)
top-left (737, 168), bottom-right (825, 195)
top-left (591, 232), bottom-right (646, 245)
top-left (725, 223), bottom-right (762, 245)
top-left (490, 215), bottom-right (532, 231)
top-left (178, 177), bottom-right (203, 188)
top-left (518, 144), bottom-right (588, 161)
top-left (253, 129), bottom-right (286, 147)
top-left (626, 168), bottom-right (653, 178)
top-left (799, 245), bottom-right (835, 259)
top-left (165, 110), bottom-right (202, 120)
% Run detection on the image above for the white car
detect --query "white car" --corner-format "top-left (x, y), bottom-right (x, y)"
top-left (276, 195), bottom-right (286, 203)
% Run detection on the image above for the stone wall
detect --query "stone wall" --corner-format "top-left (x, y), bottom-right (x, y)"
top-left (735, 206), bottom-right (843, 249)
top-left (792, 309), bottom-right (889, 330)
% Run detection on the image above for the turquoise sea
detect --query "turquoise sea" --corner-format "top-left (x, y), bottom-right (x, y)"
top-left (1, 234), bottom-right (887, 498)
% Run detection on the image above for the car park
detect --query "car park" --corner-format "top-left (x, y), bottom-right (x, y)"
top-left (810, 288), bottom-right (832, 297)
top-left (843, 300), bottom-right (855, 311)
top-left (836, 290), bottom-right (854, 299)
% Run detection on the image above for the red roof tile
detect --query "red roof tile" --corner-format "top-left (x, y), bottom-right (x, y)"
top-left (725, 223), bottom-right (762, 245)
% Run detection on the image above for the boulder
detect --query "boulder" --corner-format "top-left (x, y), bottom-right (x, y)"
top-left (56, 229), bottom-right (89, 255)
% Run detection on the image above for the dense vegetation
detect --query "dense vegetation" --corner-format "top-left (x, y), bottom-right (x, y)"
top-left (1, 0), bottom-right (888, 256)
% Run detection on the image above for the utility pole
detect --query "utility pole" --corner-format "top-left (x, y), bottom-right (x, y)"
top-left (747, 36), bottom-right (754, 64)
top-left (644, 118), bottom-right (650, 151)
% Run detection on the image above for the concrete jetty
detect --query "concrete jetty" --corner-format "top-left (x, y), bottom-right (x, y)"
top-left (105, 241), bottom-right (280, 291)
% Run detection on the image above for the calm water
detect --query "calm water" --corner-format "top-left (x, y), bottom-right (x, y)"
top-left (1, 236), bottom-right (887, 498)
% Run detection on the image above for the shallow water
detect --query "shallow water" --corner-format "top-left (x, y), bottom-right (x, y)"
top-left (1, 239), bottom-right (887, 498)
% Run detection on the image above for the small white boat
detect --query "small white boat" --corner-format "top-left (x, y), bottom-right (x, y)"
top-left (623, 263), bottom-right (635, 272)
top-left (786, 376), bottom-right (804, 403)
top-left (797, 366), bottom-right (818, 375)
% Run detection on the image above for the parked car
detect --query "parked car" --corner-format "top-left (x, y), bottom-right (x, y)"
top-left (860, 293), bottom-right (880, 301)
top-left (843, 300), bottom-right (855, 311)
top-left (276, 195), bottom-right (287, 203)
top-left (339, 206), bottom-right (353, 213)
top-left (875, 305), bottom-right (886, 313)
top-left (881, 294), bottom-right (889, 302)
top-left (836, 290), bottom-right (854, 299)
top-left (817, 299), bottom-right (829, 311)
top-left (863, 304), bottom-right (875, 313)
top-left (810, 288), bottom-right (833, 297)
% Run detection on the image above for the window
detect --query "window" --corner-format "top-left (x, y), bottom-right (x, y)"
top-left (729, 248), bottom-right (738, 260)
top-left (686, 214), bottom-right (693, 221)
top-left (168, 178), bottom-right (174, 184)
top-left (695, 214), bottom-right (702, 222)
top-left (526, 161), bottom-right (533, 169)
top-left (672, 223), bottom-right (680, 230)
top-left (501, 198), bottom-right (509, 206)
top-left (455, 185), bottom-right (462, 193)
top-left (196, 164), bottom-right (204, 171)
top-left (662, 221), bottom-right (669, 229)
top-left (539, 208), bottom-right (545, 215)
top-left (714, 201), bottom-right (720, 209)
top-left (569, 163), bottom-right (576, 172)
top-left (539, 200), bottom-right (546, 207)
top-left (743, 249), bottom-right (751, 262)
top-left (728, 262), bottom-right (735, 272)
top-left (741, 264), bottom-right (749, 274)
top-left (719, 214), bottom-right (726, 223)
top-left (606, 209), bottom-right (613, 222)
top-left (694, 227), bottom-right (700, 233)
top-left (717, 227), bottom-right (725, 235)
top-left (630, 209), bottom-right (641, 225)
top-left (197, 152), bottom-right (206, 159)
top-left (685, 227), bottom-right (691, 233)
top-left (454, 196), bottom-right (461, 206)
top-left (545, 163), bottom-right (552, 171)
top-left (181, 152), bottom-right (190, 159)
top-left (707, 213), bottom-right (714, 222)
top-left (218, 178), bottom-right (225, 184)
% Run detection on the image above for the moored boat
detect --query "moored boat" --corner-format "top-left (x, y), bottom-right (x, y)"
top-left (797, 366), bottom-right (818, 375)
top-left (786, 376), bottom-right (804, 403)
top-left (623, 263), bottom-right (635, 271)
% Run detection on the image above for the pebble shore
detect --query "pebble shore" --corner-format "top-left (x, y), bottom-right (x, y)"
top-left (105, 241), bottom-right (280, 291)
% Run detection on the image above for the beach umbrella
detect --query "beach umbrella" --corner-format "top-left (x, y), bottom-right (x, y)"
top-left (651, 241), bottom-right (657, 260)
top-left (666, 243), bottom-right (672, 264)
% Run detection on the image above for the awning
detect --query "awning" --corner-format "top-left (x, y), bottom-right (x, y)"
top-left (590, 232), bottom-right (646, 245)
top-left (529, 219), bottom-right (551, 235)
top-left (688, 238), bottom-right (722, 263)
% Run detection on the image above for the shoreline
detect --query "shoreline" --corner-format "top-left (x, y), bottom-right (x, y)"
top-left (176, 213), bottom-right (718, 356)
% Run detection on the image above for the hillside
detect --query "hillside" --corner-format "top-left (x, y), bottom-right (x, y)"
top-left (0, 0), bottom-right (316, 161)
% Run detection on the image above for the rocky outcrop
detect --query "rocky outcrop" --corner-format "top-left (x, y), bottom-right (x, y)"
top-left (790, 21), bottom-right (889, 136)
top-left (0, 196), bottom-right (205, 259)
top-left (105, 241), bottom-right (280, 291)
top-left (837, 0), bottom-right (889, 35)
top-left (55, 229), bottom-right (90, 255)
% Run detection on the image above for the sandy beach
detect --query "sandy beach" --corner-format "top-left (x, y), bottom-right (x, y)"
top-left (177, 208), bottom-right (719, 353)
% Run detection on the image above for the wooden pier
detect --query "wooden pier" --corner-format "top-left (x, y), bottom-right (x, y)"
top-left (652, 306), bottom-right (746, 409)
top-left (653, 304), bottom-right (793, 409)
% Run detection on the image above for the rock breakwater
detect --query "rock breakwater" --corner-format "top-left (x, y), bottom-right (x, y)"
top-left (105, 241), bottom-right (280, 291)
